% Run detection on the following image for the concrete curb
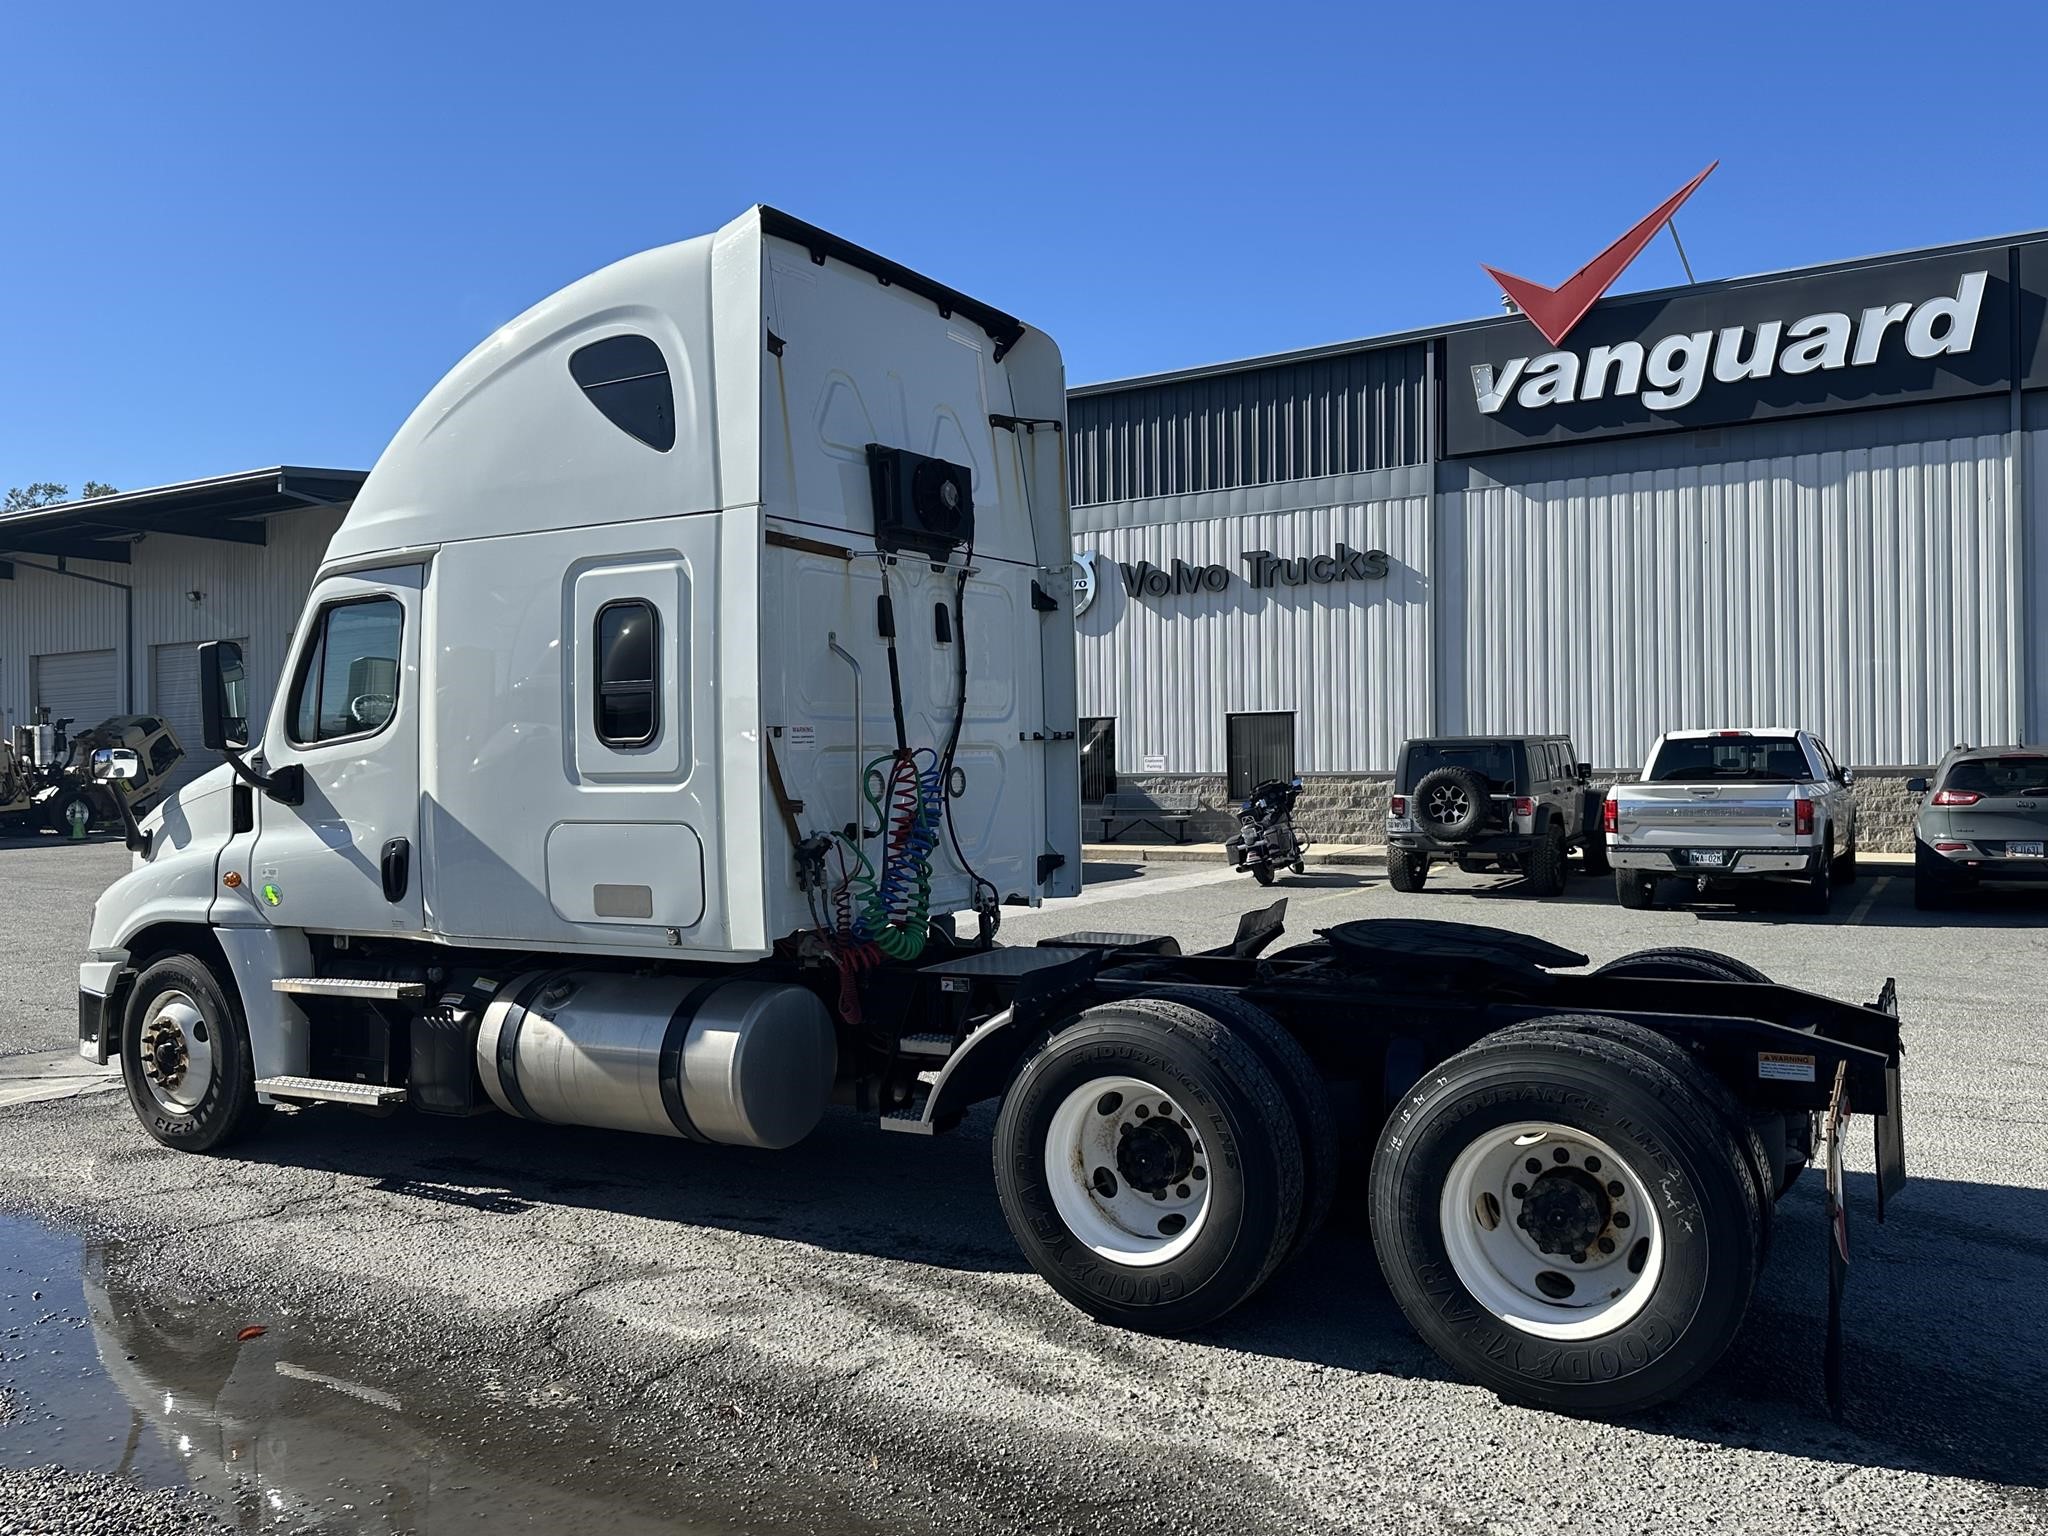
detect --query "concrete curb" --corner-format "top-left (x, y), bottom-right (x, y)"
top-left (1082, 844), bottom-right (1916, 870)
top-left (1085, 843), bottom-right (1385, 867)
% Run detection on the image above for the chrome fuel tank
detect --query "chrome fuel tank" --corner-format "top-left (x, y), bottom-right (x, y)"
top-left (476, 972), bottom-right (836, 1150)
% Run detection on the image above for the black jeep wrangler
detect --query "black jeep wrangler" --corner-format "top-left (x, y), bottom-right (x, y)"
top-left (1384, 735), bottom-right (1609, 897)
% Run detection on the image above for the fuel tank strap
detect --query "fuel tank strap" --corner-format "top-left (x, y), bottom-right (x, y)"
top-left (658, 979), bottom-right (731, 1142)
top-left (494, 970), bottom-right (567, 1123)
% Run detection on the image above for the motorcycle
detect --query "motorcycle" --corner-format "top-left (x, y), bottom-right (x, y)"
top-left (1225, 777), bottom-right (1308, 885)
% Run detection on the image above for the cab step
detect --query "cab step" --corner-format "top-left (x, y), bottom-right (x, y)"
top-left (255, 1076), bottom-right (407, 1107)
top-left (271, 977), bottom-right (427, 1000)
top-left (897, 1032), bottom-right (957, 1058)
top-left (879, 1083), bottom-right (934, 1134)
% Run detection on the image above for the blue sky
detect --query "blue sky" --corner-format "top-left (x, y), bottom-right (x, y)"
top-left (4, 1), bottom-right (2044, 494)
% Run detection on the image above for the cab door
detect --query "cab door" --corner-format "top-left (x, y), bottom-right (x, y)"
top-left (248, 565), bottom-right (425, 936)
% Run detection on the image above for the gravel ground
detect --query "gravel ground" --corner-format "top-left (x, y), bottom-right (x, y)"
top-left (0, 1468), bottom-right (231, 1536)
top-left (1, 846), bottom-right (2044, 1534)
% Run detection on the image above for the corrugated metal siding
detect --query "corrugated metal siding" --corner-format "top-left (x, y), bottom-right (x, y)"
top-left (1441, 434), bottom-right (2021, 769)
top-left (2028, 423), bottom-right (2048, 745)
top-left (1069, 344), bottom-right (1428, 506)
top-left (1073, 497), bottom-right (1432, 774)
top-left (1, 508), bottom-right (343, 749)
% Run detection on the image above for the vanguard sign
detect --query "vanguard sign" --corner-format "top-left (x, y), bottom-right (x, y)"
top-left (1443, 249), bottom-right (2019, 457)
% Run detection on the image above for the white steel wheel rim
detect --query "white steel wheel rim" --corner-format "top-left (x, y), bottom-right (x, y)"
top-left (137, 991), bottom-right (216, 1113)
top-left (1045, 1075), bottom-right (1212, 1267)
top-left (1439, 1121), bottom-right (1664, 1341)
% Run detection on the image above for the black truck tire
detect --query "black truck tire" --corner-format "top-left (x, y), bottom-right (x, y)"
top-left (1525, 825), bottom-right (1569, 898)
top-left (1369, 1026), bottom-right (1759, 1414)
top-left (1387, 850), bottom-right (1429, 892)
top-left (43, 787), bottom-right (88, 834)
top-left (1489, 1013), bottom-right (1775, 1270)
top-left (1591, 947), bottom-right (1771, 985)
top-left (1615, 871), bottom-right (1657, 909)
top-left (994, 999), bottom-right (1305, 1333)
top-left (1411, 766), bottom-right (1488, 840)
top-left (1132, 991), bottom-right (1340, 1264)
top-left (1801, 836), bottom-right (1836, 914)
top-left (120, 953), bottom-right (269, 1153)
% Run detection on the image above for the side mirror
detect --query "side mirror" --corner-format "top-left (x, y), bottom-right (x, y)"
top-left (1840, 768), bottom-right (1856, 787)
top-left (91, 747), bottom-right (141, 783)
top-left (198, 640), bottom-right (249, 751)
top-left (1905, 776), bottom-right (1928, 795)
top-left (1576, 762), bottom-right (1593, 780)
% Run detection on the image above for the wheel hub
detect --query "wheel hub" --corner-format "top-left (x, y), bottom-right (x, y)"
top-left (1516, 1167), bottom-right (1609, 1258)
top-left (1045, 1076), bottom-right (1212, 1268)
top-left (1426, 786), bottom-right (1470, 826)
top-left (132, 992), bottom-right (215, 1114)
top-left (142, 1017), bottom-right (190, 1089)
top-left (1117, 1117), bottom-right (1195, 1196)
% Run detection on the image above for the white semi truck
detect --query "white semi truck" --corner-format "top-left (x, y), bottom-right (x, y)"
top-left (78, 207), bottom-right (1907, 1415)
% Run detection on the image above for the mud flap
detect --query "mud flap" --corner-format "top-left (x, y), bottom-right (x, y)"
top-left (1872, 977), bottom-right (1907, 1222)
top-left (1821, 1060), bottom-right (1851, 1420)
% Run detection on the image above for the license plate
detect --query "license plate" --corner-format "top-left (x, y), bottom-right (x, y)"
top-left (1686, 849), bottom-right (1728, 867)
top-left (2009, 841), bottom-right (2044, 858)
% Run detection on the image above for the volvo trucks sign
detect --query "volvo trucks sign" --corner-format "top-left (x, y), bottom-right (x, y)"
top-left (1108, 543), bottom-right (1390, 601)
top-left (1445, 250), bottom-right (2016, 456)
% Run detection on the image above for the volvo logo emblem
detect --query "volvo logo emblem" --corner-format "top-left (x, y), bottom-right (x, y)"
top-left (1073, 551), bottom-right (1099, 617)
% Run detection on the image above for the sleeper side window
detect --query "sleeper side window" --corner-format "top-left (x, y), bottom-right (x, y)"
top-left (569, 335), bottom-right (675, 452)
top-left (595, 600), bottom-right (659, 747)
top-left (287, 597), bottom-right (404, 745)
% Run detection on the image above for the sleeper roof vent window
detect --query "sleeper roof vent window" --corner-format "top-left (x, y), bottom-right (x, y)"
top-left (569, 334), bottom-right (675, 452)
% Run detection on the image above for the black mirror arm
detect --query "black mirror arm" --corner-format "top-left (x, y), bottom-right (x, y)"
top-left (220, 746), bottom-right (303, 807)
top-left (106, 788), bottom-right (152, 858)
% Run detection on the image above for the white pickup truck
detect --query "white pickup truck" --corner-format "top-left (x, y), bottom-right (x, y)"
top-left (1604, 728), bottom-right (1858, 912)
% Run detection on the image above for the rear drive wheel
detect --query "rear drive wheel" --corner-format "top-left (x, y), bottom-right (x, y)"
top-left (1491, 1013), bottom-right (1776, 1271)
top-left (120, 954), bottom-right (268, 1152)
top-left (1370, 1029), bottom-right (1758, 1413)
top-left (1591, 947), bottom-right (1770, 985)
top-left (1525, 826), bottom-right (1569, 898)
top-left (1615, 871), bottom-right (1657, 910)
top-left (1252, 863), bottom-right (1276, 886)
top-left (1135, 991), bottom-right (1338, 1264)
top-left (1387, 850), bottom-right (1429, 893)
top-left (994, 1000), bottom-right (1304, 1332)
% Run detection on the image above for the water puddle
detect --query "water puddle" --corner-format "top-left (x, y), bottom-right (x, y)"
top-left (0, 1213), bottom-right (849, 1533)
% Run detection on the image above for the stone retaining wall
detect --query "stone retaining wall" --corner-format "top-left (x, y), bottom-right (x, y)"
top-left (1095, 769), bottom-right (1929, 852)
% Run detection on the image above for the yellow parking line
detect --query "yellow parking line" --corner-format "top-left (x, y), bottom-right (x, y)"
top-left (1846, 876), bottom-right (1890, 925)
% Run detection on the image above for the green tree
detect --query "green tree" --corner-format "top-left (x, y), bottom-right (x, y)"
top-left (2, 480), bottom-right (118, 511)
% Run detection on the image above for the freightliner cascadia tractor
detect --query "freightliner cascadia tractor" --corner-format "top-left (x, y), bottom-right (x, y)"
top-left (78, 207), bottom-right (1905, 1415)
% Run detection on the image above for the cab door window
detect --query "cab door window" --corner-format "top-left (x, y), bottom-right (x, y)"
top-left (288, 597), bottom-right (405, 745)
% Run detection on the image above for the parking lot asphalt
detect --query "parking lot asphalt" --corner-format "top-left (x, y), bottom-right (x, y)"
top-left (1, 843), bottom-right (2045, 1535)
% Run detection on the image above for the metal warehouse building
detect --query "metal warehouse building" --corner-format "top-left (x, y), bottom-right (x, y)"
top-left (1068, 230), bottom-right (2048, 843)
top-left (0, 470), bottom-right (362, 794)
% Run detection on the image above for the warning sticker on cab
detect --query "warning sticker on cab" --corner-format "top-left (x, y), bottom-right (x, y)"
top-left (1758, 1051), bottom-right (1818, 1083)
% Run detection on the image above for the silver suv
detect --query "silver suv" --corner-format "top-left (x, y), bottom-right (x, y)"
top-left (1908, 746), bottom-right (2048, 909)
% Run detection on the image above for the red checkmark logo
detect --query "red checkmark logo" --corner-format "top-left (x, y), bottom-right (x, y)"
top-left (1482, 163), bottom-right (1718, 347)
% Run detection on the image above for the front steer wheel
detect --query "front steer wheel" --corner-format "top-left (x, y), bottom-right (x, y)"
top-left (1369, 1028), bottom-right (1759, 1414)
top-left (994, 1000), bottom-right (1304, 1334)
top-left (119, 953), bottom-right (268, 1153)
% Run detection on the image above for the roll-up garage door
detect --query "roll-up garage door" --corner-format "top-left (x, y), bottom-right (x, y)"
top-left (151, 641), bottom-right (237, 793)
top-left (31, 650), bottom-right (117, 733)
